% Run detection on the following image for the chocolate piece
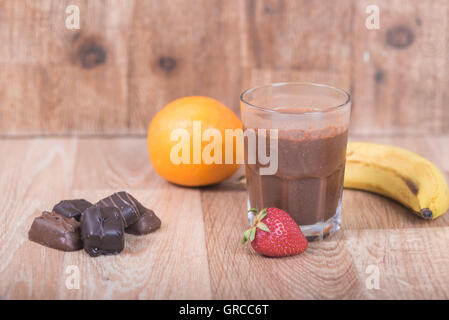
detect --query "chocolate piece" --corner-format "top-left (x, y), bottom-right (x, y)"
top-left (96, 191), bottom-right (140, 227)
top-left (53, 199), bottom-right (93, 221)
top-left (97, 191), bottom-right (161, 235)
top-left (126, 207), bottom-right (161, 235)
top-left (28, 211), bottom-right (82, 251)
top-left (122, 193), bottom-right (161, 235)
top-left (80, 206), bottom-right (124, 257)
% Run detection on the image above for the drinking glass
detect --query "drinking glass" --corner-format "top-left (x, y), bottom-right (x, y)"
top-left (240, 82), bottom-right (351, 240)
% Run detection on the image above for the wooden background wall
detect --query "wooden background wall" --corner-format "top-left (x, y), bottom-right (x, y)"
top-left (0, 0), bottom-right (448, 136)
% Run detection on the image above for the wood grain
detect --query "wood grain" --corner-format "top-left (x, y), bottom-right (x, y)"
top-left (241, 0), bottom-right (353, 93)
top-left (1, 135), bottom-right (449, 299)
top-left (343, 227), bottom-right (449, 299)
top-left (72, 137), bottom-right (155, 190)
top-left (0, 0), bottom-right (132, 134)
top-left (350, 0), bottom-right (449, 135)
top-left (200, 188), bottom-right (365, 299)
top-left (0, 0), bottom-right (448, 135)
top-left (126, 0), bottom-right (243, 134)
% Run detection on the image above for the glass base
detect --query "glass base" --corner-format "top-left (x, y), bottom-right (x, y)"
top-left (300, 208), bottom-right (341, 241)
top-left (247, 198), bottom-right (341, 241)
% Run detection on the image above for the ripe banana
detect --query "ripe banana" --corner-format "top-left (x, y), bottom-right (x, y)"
top-left (344, 142), bottom-right (449, 219)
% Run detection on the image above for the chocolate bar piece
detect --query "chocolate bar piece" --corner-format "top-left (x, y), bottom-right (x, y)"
top-left (96, 192), bottom-right (140, 227)
top-left (126, 206), bottom-right (161, 235)
top-left (81, 206), bottom-right (124, 257)
top-left (99, 191), bottom-right (161, 235)
top-left (28, 211), bottom-right (82, 251)
top-left (53, 199), bottom-right (93, 221)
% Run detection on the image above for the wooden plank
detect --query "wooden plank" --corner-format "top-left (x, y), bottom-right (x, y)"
top-left (200, 188), bottom-right (366, 299)
top-left (0, 0), bottom-right (132, 134)
top-left (126, 0), bottom-right (243, 133)
top-left (242, 0), bottom-right (354, 71)
top-left (241, 0), bottom-right (354, 93)
top-left (0, 1), bottom-right (448, 136)
top-left (2, 130), bottom-right (449, 298)
top-left (350, 0), bottom-right (449, 136)
top-left (343, 227), bottom-right (449, 299)
top-left (72, 137), bottom-right (155, 190)
top-left (0, 138), bottom-right (78, 299)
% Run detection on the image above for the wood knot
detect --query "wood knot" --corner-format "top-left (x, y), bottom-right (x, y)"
top-left (157, 56), bottom-right (177, 73)
top-left (72, 32), bottom-right (81, 43)
top-left (375, 70), bottom-right (385, 83)
top-left (263, 5), bottom-right (275, 14)
top-left (79, 43), bottom-right (106, 69)
top-left (72, 35), bottom-right (107, 69)
top-left (386, 25), bottom-right (414, 49)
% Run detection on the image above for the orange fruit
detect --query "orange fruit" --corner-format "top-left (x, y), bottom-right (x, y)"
top-left (147, 96), bottom-right (242, 187)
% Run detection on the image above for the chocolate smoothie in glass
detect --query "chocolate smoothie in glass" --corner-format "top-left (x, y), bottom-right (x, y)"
top-left (240, 83), bottom-right (351, 240)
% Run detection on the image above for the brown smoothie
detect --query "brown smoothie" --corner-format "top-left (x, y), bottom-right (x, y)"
top-left (244, 127), bottom-right (348, 226)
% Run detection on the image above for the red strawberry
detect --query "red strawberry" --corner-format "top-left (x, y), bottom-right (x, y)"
top-left (242, 207), bottom-right (308, 257)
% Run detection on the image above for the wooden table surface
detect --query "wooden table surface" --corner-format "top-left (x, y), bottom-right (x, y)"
top-left (1, 135), bottom-right (449, 300)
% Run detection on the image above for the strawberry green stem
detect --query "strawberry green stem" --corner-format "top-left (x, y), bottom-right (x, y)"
top-left (242, 208), bottom-right (271, 244)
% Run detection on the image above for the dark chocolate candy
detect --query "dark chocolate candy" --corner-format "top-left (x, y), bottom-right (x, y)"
top-left (28, 211), bottom-right (82, 251)
top-left (96, 191), bottom-right (140, 227)
top-left (53, 199), bottom-right (93, 221)
top-left (126, 206), bottom-right (161, 235)
top-left (80, 206), bottom-right (124, 257)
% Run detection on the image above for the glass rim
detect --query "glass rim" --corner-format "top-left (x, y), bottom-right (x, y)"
top-left (240, 82), bottom-right (351, 115)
